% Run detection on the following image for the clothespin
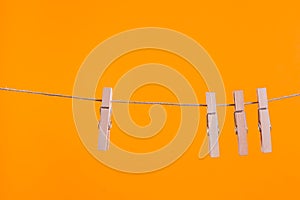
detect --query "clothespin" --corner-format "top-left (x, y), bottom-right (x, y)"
top-left (98, 87), bottom-right (113, 151)
top-left (206, 92), bottom-right (220, 158)
top-left (233, 90), bottom-right (248, 156)
top-left (257, 88), bottom-right (272, 153)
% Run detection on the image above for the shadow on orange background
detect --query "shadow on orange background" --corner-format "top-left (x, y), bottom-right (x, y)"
top-left (1, 1), bottom-right (300, 199)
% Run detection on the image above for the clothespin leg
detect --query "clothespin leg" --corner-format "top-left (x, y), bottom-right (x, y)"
top-left (98, 109), bottom-right (110, 150)
top-left (208, 114), bottom-right (220, 157)
top-left (235, 113), bottom-right (248, 155)
top-left (259, 111), bottom-right (272, 153)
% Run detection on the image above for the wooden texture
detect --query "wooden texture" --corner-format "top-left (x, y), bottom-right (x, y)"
top-left (98, 87), bottom-right (113, 151)
top-left (206, 92), bottom-right (220, 158)
top-left (233, 90), bottom-right (248, 156)
top-left (257, 88), bottom-right (272, 153)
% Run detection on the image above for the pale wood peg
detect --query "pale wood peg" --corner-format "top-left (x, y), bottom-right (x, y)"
top-left (98, 87), bottom-right (113, 151)
top-left (233, 90), bottom-right (248, 156)
top-left (206, 92), bottom-right (220, 158)
top-left (257, 88), bottom-right (272, 153)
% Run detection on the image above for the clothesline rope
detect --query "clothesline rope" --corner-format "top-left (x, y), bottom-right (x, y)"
top-left (0, 87), bottom-right (299, 107)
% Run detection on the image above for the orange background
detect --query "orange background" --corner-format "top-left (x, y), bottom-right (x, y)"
top-left (1, 0), bottom-right (300, 199)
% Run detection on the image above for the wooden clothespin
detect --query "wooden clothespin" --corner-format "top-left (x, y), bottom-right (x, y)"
top-left (233, 90), bottom-right (248, 156)
top-left (257, 88), bottom-right (272, 153)
top-left (206, 92), bottom-right (220, 158)
top-left (98, 87), bottom-right (113, 151)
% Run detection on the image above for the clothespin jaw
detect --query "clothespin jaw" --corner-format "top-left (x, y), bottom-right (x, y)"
top-left (257, 88), bottom-right (272, 153)
top-left (206, 92), bottom-right (220, 158)
top-left (233, 90), bottom-right (248, 156)
top-left (98, 87), bottom-right (113, 151)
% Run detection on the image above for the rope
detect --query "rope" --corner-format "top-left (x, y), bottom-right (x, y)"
top-left (0, 87), bottom-right (299, 107)
top-left (0, 87), bottom-right (101, 102)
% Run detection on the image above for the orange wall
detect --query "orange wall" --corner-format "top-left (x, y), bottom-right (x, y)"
top-left (1, 1), bottom-right (300, 199)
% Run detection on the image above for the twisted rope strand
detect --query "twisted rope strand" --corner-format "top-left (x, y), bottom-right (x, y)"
top-left (1, 87), bottom-right (299, 107)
